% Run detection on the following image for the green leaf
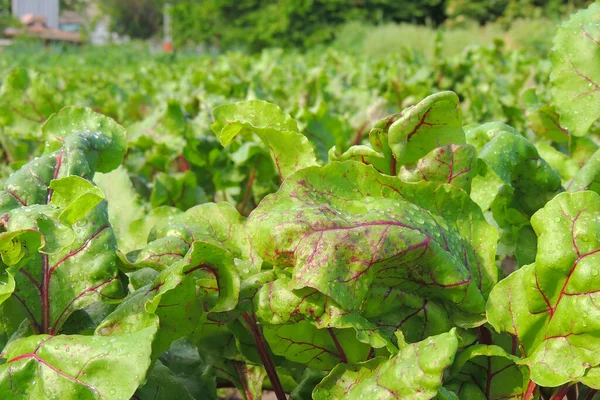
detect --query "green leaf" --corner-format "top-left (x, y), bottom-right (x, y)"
top-left (247, 161), bottom-right (497, 327)
top-left (467, 122), bottom-right (563, 216)
top-left (98, 241), bottom-right (239, 356)
top-left (312, 329), bottom-right (459, 400)
top-left (159, 339), bottom-right (218, 400)
top-left (523, 88), bottom-right (570, 143)
top-left (1, 107), bottom-right (127, 214)
top-left (42, 107), bottom-right (127, 174)
top-left (207, 358), bottom-right (266, 400)
top-left (211, 100), bottom-right (318, 180)
top-left (93, 166), bottom-right (148, 254)
top-left (487, 191), bottom-right (600, 388)
top-left (361, 285), bottom-right (453, 345)
top-left (49, 176), bottom-right (105, 225)
top-left (550, 2), bottom-right (600, 136)
top-left (147, 202), bottom-right (261, 276)
top-left (264, 321), bottom-right (371, 369)
top-left (0, 68), bottom-right (59, 139)
top-left (299, 101), bottom-right (354, 162)
top-left (447, 340), bottom-right (529, 399)
top-left (566, 148), bottom-right (600, 194)
top-left (327, 145), bottom-right (384, 163)
top-left (398, 144), bottom-right (477, 192)
top-left (387, 91), bottom-right (464, 166)
top-left (0, 323), bottom-right (157, 400)
top-left (0, 114), bottom-right (126, 335)
top-left (150, 171), bottom-right (208, 210)
top-left (365, 92), bottom-right (465, 176)
top-left (134, 361), bottom-right (195, 400)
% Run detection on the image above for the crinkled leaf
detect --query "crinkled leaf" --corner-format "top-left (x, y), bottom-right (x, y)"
top-left (361, 285), bottom-right (453, 345)
top-left (211, 100), bottom-right (318, 180)
top-left (398, 144), bottom-right (477, 192)
top-left (248, 161), bottom-right (497, 327)
top-left (487, 191), bottom-right (600, 387)
top-left (365, 92), bottom-right (464, 176)
top-left (263, 321), bottom-right (370, 369)
top-left (98, 241), bottom-right (239, 357)
top-left (327, 145), bottom-right (383, 163)
top-left (550, 2), bottom-right (600, 136)
top-left (147, 202), bottom-right (261, 275)
top-left (312, 329), bottom-right (459, 400)
top-left (255, 276), bottom-right (395, 353)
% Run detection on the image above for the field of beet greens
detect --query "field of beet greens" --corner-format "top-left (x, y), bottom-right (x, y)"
top-left (0, 3), bottom-right (599, 400)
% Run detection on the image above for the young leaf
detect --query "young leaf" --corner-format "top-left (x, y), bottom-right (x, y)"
top-left (387, 91), bottom-right (464, 166)
top-left (398, 144), bottom-right (477, 192)
top-left (98, 241), bottom-right (240, 357)
top-left (312, 329), bottom-right (459, 399)
top-left (447, 340), bottom-right (529, 399)
top-left (566, 148), bottom-right (600, 194)
top-left (211, 100), bottom-right (318, 180)
top-left (93, 166), bottom-right (148, 254)
top-left (466, 122), bottom-right (562, 216)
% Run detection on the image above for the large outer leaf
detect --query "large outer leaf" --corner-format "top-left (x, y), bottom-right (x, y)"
top-left (550, 2), bottom-right (600, 136)
top-left (247, 161), bottom-right (497, 326)
top-left (487, 191), bottom-right (600, 388)
top-left (0, 323), bottom-right (157, 400)
top-left (312, 329), bottom-right (459, 400)
top-left (211, 100), bottom-right (318, 180)
top-left (0, 108), bottom-right (126, 335)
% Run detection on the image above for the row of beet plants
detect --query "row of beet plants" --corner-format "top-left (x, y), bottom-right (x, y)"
top-left (0, 3), bottom-right (598, 399)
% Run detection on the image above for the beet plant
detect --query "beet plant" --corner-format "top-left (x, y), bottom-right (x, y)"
top-left (0, 3), bottom-right (599, 400)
